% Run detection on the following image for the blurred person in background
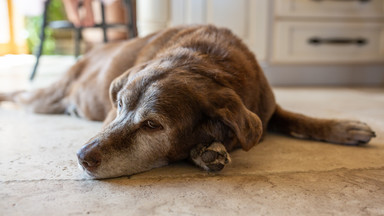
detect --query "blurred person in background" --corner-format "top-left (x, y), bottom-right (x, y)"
top-left (15, 0), bottom-right (130, 52)
top-left (62, 0), bottom-right (129, 46)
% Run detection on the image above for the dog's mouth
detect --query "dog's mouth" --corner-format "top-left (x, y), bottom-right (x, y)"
top-left (77, 162), bottom-right (99, 179)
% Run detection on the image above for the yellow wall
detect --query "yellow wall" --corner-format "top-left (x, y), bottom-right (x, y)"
top-left (0, 0), bottom-right (27, 55)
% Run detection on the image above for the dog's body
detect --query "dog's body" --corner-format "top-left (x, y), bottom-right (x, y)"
top-left (0, 25), bottom-right (375, 178)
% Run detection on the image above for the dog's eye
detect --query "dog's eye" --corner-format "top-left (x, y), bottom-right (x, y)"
top-left (142, 120), bottom-right (163, 131)
top-left (117, 100), bottom-right (122, 109)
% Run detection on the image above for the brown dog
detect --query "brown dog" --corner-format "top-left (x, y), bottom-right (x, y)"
top-left (0, 25), bottom-right (376, 178)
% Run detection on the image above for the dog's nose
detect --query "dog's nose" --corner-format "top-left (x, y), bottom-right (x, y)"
top-left (77, 142), bottom-right (102, 171)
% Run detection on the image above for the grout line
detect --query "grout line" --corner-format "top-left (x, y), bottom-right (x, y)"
top-left (2, 166), bottom-right (383, 184)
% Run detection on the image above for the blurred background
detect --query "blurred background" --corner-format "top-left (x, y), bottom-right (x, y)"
top-left (1, 0), bottom-right (383, 85)
top-left (1, 0), bottom-right (66, 56)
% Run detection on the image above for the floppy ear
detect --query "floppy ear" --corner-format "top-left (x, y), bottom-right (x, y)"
top-left (109, 63), bottom-right (148, 107)
top-left (203, 88), bottom-right (263, 151)
top-left (109, 72), bottom-right (129, 107)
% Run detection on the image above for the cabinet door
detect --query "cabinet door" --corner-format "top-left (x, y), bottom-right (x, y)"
top-left (137, 0), bottom-right (269, 61)
top-left (170, 0), bottom-right (269, 61)
top-left (272, 21), bottom-right (384, 64)
top-left (275, 0), bottom-right (384, 18)
top-left (136, 0), bottom-right (169, 36)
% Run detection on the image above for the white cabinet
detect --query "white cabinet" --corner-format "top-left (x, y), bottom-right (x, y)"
top-left (136, 0), bottom-right (169, 36)
top-left (137, 0), bottom-right (269, 62)
top-left (273, 21), bottom-right (384, 64)
top-left (272, 0), bottom-right (384, 64)
top-left (275, 0), bottom-right (384, 18)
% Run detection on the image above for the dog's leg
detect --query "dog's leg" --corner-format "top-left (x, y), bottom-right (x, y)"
top-left (0, 87), bottom-right (68, 114)
top-left (0, 59), bottom-right (85, 114)
top-left (0, 90), bottom-right (24, 102)
top-left (268, 105), bottom-right (376, 145)
top-left (190, 142), bottom-right (231, 171)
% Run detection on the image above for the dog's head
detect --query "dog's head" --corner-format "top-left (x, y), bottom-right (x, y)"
top-left (77, 59), bottom-right (262, 178)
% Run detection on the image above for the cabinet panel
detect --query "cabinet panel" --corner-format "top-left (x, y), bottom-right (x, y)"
top-left (137, 0), bottom-right (169, 36)
top-left (206, 0), bottom-right (249, 39)
top-left (173, 0), bottom-right (268, 61)
top-left (272, 21), bottom-right (384, 63)
top-left (275, 0), bottom-right (384, 18)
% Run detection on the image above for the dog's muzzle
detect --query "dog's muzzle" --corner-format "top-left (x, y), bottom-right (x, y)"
top-left (77, 140), bottom-right (102, 173)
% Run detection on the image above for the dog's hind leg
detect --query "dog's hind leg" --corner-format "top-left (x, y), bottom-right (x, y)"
top-left (268, 105), bottom-right (376, 145)
top-left (0, 85), bottom-right (68, 114)
top-left (0, 59), bottom-right (86, 114)
top-left (0, 90), bottom-right (24, 102)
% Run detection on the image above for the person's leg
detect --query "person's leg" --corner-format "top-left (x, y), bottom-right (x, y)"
top-left (105, 0), bottom-right (127, 40)
top-left (63, 0), bottom-right (95, 27)
top-left (82, 0), bottom-right (127, 46)
top-left (81, 0), bottom-right (95, 27)
top-left (62, 0), bottom-right (81, 27)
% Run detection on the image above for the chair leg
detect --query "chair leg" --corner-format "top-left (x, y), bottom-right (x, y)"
top-left (74, 27), bottom-right (82, 58)
top-left (30, 0), bottom-right (51, 80)
top-left (100, 2), bottom-right (108, 43)
top-left (123, 0), bottom-right (137, 38)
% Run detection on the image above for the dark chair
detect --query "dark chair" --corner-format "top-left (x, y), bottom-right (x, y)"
top-left (30, 0), bottom-right (137, 80)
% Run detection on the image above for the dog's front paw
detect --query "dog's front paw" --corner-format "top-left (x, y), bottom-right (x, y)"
top-left (190, 142), bottom-right (231, 171)
top-left (330, 120), bottom-right (376, 145)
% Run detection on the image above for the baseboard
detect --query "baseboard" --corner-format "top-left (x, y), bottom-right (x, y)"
top-left (260, 63), bottom-right (384, 86)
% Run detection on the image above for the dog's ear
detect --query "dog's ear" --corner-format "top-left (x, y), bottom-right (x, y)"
top-left (109, 64), bottom-right (148, 107)
top-left (109, 71), bottom-right (131, 107)
top-left (202, 88), bottom-right (263, 151)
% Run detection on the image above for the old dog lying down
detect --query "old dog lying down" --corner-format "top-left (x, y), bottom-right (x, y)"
top-left (0, 25), bottom-right (376, 178)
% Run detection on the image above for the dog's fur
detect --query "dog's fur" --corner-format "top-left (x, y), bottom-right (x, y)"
top-left (0, 25), bottom-right (376, 178)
